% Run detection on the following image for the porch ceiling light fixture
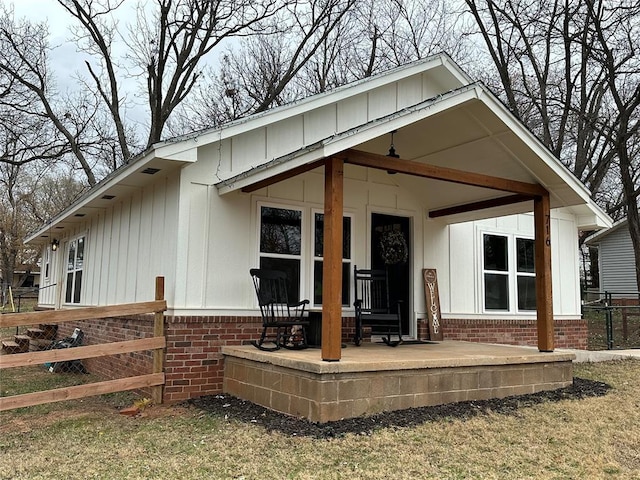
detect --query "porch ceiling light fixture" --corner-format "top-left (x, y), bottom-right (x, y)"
top-left (386, 130), bottom-right (399, 174)
top-left (51, 238), bottom-right (60, 251)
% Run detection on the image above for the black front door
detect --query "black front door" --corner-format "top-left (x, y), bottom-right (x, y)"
top-left (371, 213), bottom-right (411, 335)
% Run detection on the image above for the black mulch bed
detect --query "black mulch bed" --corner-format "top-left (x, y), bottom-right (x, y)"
top-left (186, 377), bottom-right (610, 439)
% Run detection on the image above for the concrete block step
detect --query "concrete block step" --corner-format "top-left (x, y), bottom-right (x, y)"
top-left (2, 341), bottom-right (22, 354)
top-left (26, 328), bottom-right (46, 339)
top-left (39, 324), bottom-right (58, 340)
top-left (13, 334), bottom-right (31, 352)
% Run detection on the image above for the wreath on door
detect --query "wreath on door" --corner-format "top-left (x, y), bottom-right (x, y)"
top-left (379, 229), bottom-right (408, 265)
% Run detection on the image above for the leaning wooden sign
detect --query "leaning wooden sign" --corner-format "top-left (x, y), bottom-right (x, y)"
top-left (423, 268), bottom-right (444, 341)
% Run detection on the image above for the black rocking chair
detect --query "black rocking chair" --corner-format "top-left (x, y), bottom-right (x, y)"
top-left (249, 268), bottom-right (310, 351)
top-left (353, 266), bottom-right (403, 347)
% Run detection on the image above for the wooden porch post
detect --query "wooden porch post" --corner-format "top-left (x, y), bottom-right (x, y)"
top-left (534, 192), bottom-right (554, 352)
top-left (322, 157), bottom-right (344, 361)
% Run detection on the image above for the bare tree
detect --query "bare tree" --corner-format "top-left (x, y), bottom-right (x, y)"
top-left (0, 143), bottom-right (84, 292)
top-left (584, 0), bottom-right (640, 289)
top-left (174, 0), bottom-right (470, 131)
top-left (0, 8), bottom-right (119, 186)
top-left (58, 0), bottom-right (291, 150)
top-left (169, 0), bottom-right (357, 130)
top-left (464, 0), bottom-right (613, 197)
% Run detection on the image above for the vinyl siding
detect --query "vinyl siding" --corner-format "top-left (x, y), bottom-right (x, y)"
top-left (598, 227), bottom-right (638, 294)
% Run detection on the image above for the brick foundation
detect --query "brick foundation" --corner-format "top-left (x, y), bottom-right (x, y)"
top-left (440, 318), bottom-right (588, 349)
top-left (55, 314), bottom-right (586, 404)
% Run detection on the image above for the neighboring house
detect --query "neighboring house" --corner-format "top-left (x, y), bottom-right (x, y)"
top-left (25, 54), bottom-right (611, 402)
top-left (585, 217), bottom-right (639, 296)
top-left (12, 265), bottom-right (40, 289)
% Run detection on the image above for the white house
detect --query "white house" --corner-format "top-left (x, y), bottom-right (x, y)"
top-left (26, 54), bottom-right (610, 396)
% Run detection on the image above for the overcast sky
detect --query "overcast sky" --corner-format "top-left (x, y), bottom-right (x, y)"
top-left (9, 0), bottom-right (150, 129)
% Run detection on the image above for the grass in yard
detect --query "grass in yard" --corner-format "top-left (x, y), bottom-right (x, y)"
top-left (1, 359), bottom-right (640, 479)
top-left (584, 307), bottom-right (640, 350)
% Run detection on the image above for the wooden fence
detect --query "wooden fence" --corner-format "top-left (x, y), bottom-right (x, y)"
top-left (0, 277), bottom-right (166, 411)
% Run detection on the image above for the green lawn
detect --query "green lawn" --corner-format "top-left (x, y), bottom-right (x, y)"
top-left (1, 360), bottom-right (639, 479)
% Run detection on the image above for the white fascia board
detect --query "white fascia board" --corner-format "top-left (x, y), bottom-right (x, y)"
top-left (440, 55), bottom-right (475, 84)
top-left (162, 55), bottom-right (466, 150)
top-left (566, 205), bottom-right (612, 231)
top-left (153, 139), bottom-right (199, 162)
top-left (477, 88), bottom-right (593, 205)
top-left (216, 86), bottom-right (481, 194)
top-left (24, 147), bottom-right (185, 243)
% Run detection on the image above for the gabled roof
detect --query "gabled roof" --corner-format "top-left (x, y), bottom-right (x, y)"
top-left (26, 53), bottom-right (611, 244)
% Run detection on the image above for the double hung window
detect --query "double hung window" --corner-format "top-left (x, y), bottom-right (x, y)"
top-left (65, 235), bottom-right (85, 304)
top-left (258, 206), bottom-right (303, 301)
top-left (257, 204), bottom-right (353, 305)
top-left (312, 212), bottom-right (352, 306)
top-left (44, 246), bottom-right (51, 280)
top-left (482, 233), bottom-right (535, 312)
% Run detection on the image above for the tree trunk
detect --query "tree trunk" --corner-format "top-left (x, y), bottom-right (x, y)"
top-left (619, 148), bottom-right (640, 291)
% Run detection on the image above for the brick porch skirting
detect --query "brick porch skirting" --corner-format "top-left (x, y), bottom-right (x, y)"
top-left (438, 318), bottom-right (588, 350)
top-left (54, 315), bottom-right (360, 403)
top-left (54, 314), bottom-right (586, 404)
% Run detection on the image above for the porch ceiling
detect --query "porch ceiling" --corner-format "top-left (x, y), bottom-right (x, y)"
top-left (228, 90), bottom-right (592, 224)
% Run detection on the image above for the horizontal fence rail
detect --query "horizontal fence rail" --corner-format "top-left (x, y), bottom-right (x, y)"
top-left (0, 277), bottom-right (166, 412)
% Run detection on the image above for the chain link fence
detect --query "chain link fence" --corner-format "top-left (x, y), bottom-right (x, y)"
top-left (583, 291), bottom-right (640, 350)
top-left (1, 323), bottom-right (89, 375)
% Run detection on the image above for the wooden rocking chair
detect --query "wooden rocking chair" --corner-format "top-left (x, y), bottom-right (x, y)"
top-left (249, 268), bottom-right (310, 351)
top-left (353, 266), bottom-right (403, 347)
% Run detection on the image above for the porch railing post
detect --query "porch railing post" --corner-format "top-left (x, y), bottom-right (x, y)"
top-left (152, 276), bottom-right (165, 404)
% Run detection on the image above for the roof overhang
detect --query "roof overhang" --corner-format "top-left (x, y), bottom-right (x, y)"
top-left (25, 146), bottom-right (193, 245)
top-left (216, 84), bottom-right (612, 227)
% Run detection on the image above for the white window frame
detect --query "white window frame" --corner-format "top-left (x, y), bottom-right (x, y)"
top-left (310, 209), bottom-right (354, 308)
top-left (255, 201), bottom-right (357, 308)
top-left (43, 245), bottom-right (51, 280)
top-left (481, 231), bottom-right (536, 314)
top-left (64, 234), bottom-right (86, 304)
top-left (257, 203), bottom-right (306, 300)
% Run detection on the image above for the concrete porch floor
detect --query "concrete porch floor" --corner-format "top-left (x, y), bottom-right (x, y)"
top-left (222, 341), bottom-right (575, 423)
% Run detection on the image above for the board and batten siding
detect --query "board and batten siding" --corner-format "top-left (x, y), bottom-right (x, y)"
top-left (38, 174), bottom-right (180, 308)
top-left (445, 210), bottom-right (581, 317)
top-left (597, 226), bottom-right (638, 294)
top-left (200, 70), bottom-right (454, 180)
top-left (171, 159), bottom-right (429, 327)
top-left (171, 153), bottom-right (583, 322)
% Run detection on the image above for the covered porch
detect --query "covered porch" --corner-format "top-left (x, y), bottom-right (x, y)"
top-left (219, 78), bottom-right (606, 362)
top-left (222, 341), bottom-right (575, 423)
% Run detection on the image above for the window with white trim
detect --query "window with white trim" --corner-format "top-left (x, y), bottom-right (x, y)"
top-left (312, 211), bottom-right (352, 307)
top-left (65, 235), bottom-right (85, 304)
top-left (258, 206), bottom-right (303, 301)
top-left (44, 246), bottom-right (51, 280)
top-left (483, 233), bottom-right (536, 312)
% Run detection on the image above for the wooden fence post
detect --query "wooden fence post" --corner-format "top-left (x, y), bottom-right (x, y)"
top-left (152, 276), bottom-right (165, 405)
